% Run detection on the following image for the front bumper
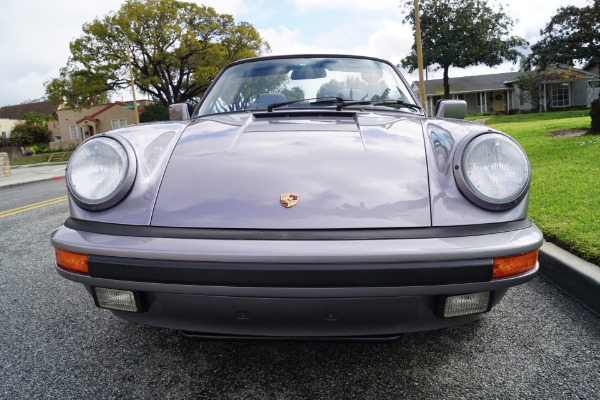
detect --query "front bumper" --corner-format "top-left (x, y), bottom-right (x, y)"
top-left (51, 218), bottom-right (543, 338)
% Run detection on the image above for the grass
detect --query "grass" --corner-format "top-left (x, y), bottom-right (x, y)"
top-left (485, 109), bottom-right (591, 124)
top-left (10, 151), bottom-right (73, 166)
top-left (465, 109), bottom-right (591, 122)
top-left (485, 110), bottom-right (600, 265)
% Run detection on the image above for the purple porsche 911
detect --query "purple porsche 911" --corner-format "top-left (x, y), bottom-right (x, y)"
top-left (51, 54), bottom-right (542, 340)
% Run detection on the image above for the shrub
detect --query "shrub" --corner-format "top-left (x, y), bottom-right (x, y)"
top-left (139, 103), bottom-right (170, 123)
top-left (10, 123), bottom-right (51, 146)
top-left (31, 144), bottom-right (49, 153)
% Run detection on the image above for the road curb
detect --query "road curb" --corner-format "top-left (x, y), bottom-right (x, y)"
top-left (538, 241), bottom-right (600, 317)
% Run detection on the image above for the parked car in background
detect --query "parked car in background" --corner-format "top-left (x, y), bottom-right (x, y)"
top-left (51, 54), bottom-right (542, 340)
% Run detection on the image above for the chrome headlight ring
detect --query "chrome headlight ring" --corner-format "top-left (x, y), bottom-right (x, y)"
top-left (66, 135), bottom-right (137, 211)
top-left (452, 131), bottom-right (531, 211)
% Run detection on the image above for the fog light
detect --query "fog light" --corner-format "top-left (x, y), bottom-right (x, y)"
top-left (94, 287), bottom-right (140, 312)
top-left (440, 292), bottom-right (491, 318)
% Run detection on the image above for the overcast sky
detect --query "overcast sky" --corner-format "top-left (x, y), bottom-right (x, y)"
top-left (0, 0), bottom-right (591, 107)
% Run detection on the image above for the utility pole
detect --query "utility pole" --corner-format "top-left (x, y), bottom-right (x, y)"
top-left (414, 0), bottom-right (427, 114)
top-left (125, 40), bottom-right (140, 124)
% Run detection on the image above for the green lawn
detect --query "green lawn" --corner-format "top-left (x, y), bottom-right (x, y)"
top-left (485, 110), bottom-right (600, 265)
top-left (10, 151), bottom-right (73, 166)
top-left (485, 109), bottom-right (591, 124)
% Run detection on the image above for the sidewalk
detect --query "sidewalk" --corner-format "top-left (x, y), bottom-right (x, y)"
top-left (0, 162), bottom-right (67, 189)
top-left (1, 162), bottom-right (598, 317)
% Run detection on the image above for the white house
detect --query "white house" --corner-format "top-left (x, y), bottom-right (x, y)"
top-left (412, 66), bottom-right (600, 116)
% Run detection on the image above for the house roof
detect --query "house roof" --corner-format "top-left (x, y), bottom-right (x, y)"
top-left (76, 116), bottom-right (99, 124)
top-left (0, 101), bottom-right (59, 119)
top-left (65, 101), bottom-right (146, 124)
top-left (413, 66), bottom-right (600, 96)
top-left (413, 72), bottom-right (520, 96)
top-left (74, 103), bottom-right (119, 124)
top-left (582, 62), bottom-right (599, 74)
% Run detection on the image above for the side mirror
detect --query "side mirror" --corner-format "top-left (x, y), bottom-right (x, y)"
top-left (435, 100), bottom-right (467, 119)
top-left (169, 103), bottom-right (193, 121)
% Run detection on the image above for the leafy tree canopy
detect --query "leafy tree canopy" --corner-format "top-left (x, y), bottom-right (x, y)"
top-left (45, 0), bottom-right (270, 107)
top-left (526, 0), bottom-right (600, 69)
top-left (401, 0), bottom-right (527, 98)
top-left (20, 111), bottom-right (53, 126)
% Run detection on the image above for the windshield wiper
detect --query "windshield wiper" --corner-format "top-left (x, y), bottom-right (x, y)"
top-left (267, 96), bottom-right (343, 112)
top-left (266, 97), bottom-right (423, 113)
top-left (374, 100), bottom-right (422, 111)
top-left (336, 99), bottom-right (422, 112)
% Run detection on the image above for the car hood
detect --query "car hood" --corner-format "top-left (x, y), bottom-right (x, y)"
top-left (151, 111), bottom-right (431, 229)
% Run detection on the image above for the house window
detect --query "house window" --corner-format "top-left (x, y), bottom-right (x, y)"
top-left (55, 135), bottom-right (61, 142)
top-left (1, 131), bottom-right (6, 139)
top-left (550, 83), bottom-right (570, 107)
top-left (111, 119), bottom-right (127, 130)
top-left (69, 125), bottom-right (78, 140)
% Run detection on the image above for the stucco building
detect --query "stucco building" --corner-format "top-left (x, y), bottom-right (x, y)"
top-left (53, 100), bottom-right (155, 148)
top-left (0, 118), bottom-right (23, 140)
top-left (0, 100), bottom-right (59, 142)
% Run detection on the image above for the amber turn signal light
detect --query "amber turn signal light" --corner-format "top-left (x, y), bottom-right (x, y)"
top-left (493, 249), bottom-right (539, 278)
top-left (55, 248), bottom-right (89, 274)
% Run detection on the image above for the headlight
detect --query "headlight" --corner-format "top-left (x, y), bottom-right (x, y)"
top-left (453, 132), bottom-right (530, 211)
top-left (67, 136), bottom-right (136, 210)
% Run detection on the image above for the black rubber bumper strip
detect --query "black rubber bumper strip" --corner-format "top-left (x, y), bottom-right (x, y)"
top-left (64, 217), bottom-right (533, 241)
top-left (87, 255), bottom-right (493, 287)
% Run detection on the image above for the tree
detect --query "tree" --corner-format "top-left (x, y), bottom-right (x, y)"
top-left (10, 124), bottom-right (51, 146)
top-left (591, 94), bottom-right (600, 134)
top-left (515, 68), bottom-right (588, 111)
top-left (45, 0), bottom-right (269, 107)
top-left (401, 0), bottom-right (527, 98)
top-left (21, 111), bottom-right (53, 126)
top-left (139, 102), bottom-right (170, 122)
top-left (515, 71), bottom-right (541, 110)
top-left (526, 0), bottom-right (600, 69)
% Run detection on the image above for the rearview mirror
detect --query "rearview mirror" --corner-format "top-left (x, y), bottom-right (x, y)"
top-left (435, 100), bottom-right (467, 119)
top-left (291, 66), bottom-right (327, 80)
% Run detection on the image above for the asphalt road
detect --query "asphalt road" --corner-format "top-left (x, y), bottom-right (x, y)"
top-left (1, 180), bottom-right (600, 399)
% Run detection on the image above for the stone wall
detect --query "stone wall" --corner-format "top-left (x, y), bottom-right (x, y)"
top-left (0, 152), bottom-right (11, 178)
top-left (49, 140), bottom-right (80, 150)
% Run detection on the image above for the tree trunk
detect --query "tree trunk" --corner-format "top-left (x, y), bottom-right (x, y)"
top-left (443, 64), bottom-right (450, 99)
top-left (591, 94), bottom-right (600, 134)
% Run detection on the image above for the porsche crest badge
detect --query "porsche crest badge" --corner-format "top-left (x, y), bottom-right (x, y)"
top-left (280, 193), bottom-right (299, 208)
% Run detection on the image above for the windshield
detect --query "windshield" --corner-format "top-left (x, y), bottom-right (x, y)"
top-left (197, 56), bottom-right (421, 116)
